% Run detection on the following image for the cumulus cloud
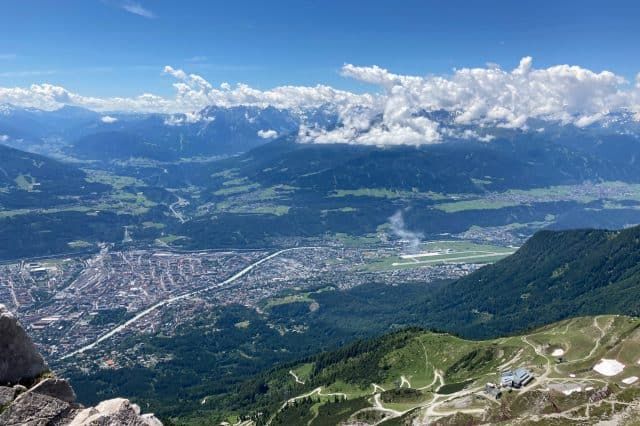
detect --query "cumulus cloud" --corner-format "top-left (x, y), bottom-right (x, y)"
top-left (1, 57), bottom-right (640, 146)
top-left (157, 65), bottom-right (376, 122)
top-left (0, 83), bottom-right (167, 112)
top-left (329, 57), bottom-right (639, 144)
top-left (100, 115), bottom-right (118, 124)
top-left (298, 57), bottom-right (640, 145)
top-left (257, 129), bottom-right (278, 139)
top-left (0, 134), bottom-right (9, 142)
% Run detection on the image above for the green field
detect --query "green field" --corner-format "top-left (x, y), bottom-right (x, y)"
top-left (435, 199), bottom-right (521, 213)
top-left (330, 188), bottom-right (449, 200)
top-left (434, 181), bottom-right (640, 212)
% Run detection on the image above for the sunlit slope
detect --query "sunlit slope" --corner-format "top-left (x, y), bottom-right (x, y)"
top-left (242, 315), bottom-right (640, 425)
top-left (0, 144), bottom-right (108, 209)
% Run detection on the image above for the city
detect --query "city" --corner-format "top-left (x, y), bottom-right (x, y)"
top-left (0, 239), bottom-right (497, 364)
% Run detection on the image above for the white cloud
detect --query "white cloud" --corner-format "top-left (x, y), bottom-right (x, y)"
top-left (0, 134), bottom-right (9, 142)
top-left (162, 65), bottom-right (375, 113)
top-left (307, 56), bottom-right (640, 144)
top-left (1, 57), bottom-right (640, 146)
top-left (574, 113), bottom-right (606, 128)
top-left (120, 1), bottom-right (155, 18)
top-left (100, 115), bottom-right (118, 124)
top-left (338, 57), bottom-right (636, 137)
top-left (257, 129), bottom-right (278, 139)
top-left (163, 111), bottom-right (213, 126)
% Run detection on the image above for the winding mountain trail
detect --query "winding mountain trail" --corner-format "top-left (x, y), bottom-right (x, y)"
top-left (497, 349), bottom-right (523, 372)
top-left (400, 375), bottom-right (411, 388)
top-left (372, 383), bottom-right (386, 393)
top-left (268, 386), bottom-right (348, 426)
top-left (373, 393), bottom-right (403, 416)
top-left (60, 246), bottom-right (320, 360)
top-left (416, 339), bottom-right (444, 391)
top-left (418, 369), bottom-right (443, 391)
top-left (289, 370), bottom-right (305, 385)
top-left (557, 316), bottom-right (612, 368)
top-left (520, 335), bottom-right (551, 396)
top-left (586, 316), bottom-right (610, 360)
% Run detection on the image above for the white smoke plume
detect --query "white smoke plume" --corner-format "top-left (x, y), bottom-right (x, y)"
top-left (388, 210), bottom-right (423, 252)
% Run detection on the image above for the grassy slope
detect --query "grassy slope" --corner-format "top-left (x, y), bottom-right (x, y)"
top-left (0, 144), bottom-right (108, 209)
top-left (239, 315), bottom-right (640, 426)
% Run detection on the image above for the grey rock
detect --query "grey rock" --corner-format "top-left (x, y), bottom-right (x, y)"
top-left (0, 385), bottom-right (16, 407)
top-left (0, 304), bottom-right (48, 385)
top-left (13, 384), bottom-right (27, 394)
top-left (0, 391), bottom-right (70, 425)
top-left (68, 398), bottom-right (162, 426)
top-left (0, 306), bottom-right (162, 425)
top-left (29, 378), bottom-right (76, 403)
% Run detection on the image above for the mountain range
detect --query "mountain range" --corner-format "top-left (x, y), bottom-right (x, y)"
top-left (5, 102), bottom-right (640, 259)
top-left (3, 102), bottom-right (640, 161)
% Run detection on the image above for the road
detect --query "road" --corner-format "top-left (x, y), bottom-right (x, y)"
top-left (169, 196), bottom-right (188, 224)
top-left (60, 246), bottom-right (319, 360)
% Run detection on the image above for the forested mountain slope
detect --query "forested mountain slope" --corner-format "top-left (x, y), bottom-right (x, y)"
top-left (416, 226), bottom-right (640, 338)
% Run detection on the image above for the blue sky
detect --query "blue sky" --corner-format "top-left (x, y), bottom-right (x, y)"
top-left (2, 0), bottom-right (640, 98)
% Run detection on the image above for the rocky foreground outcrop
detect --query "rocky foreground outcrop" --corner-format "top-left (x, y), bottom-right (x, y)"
top-left (0, 305), bottom-right (162, 425)
top-left (0, 305), bottom-right (48, 385)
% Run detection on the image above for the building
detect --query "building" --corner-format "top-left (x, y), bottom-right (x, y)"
top-left (513, 368), bottom-right (533, 387)
top-left (501, 371), bottom-right (515, 387)
top-left (485, 383), bottom-right (502, 399)
top-left (500, 368), bottom-right (534, 388)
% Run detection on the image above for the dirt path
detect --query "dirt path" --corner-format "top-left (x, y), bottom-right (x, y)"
top-left (416, 339), bottom-right (443, 391)
top-left (372, 383), bottom-right (386, 393)
top-left (497, 349), bottom-right (523, 372)
top-left (519, 335), bottom-right (551, 396)
top-left (289, 370), bottom-right (305, 385)
top-left (560, 316), bottom-right (611, 367)
top-left (373, 393), bottom-right (403, 416)
top-left (400, 375), bottom-right (411, 388)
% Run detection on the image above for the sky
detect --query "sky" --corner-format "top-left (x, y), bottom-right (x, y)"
top-left (2, 1), bottom-right (640, 146)
top-left (2, 0), bottom-right (640, 97)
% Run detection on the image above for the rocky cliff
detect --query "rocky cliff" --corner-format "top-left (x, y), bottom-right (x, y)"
top-left (0, 304), bottom-right (162, 425)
